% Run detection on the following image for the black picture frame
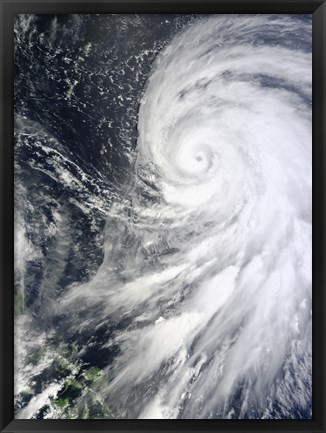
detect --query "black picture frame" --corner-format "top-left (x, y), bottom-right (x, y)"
top-left (1, 0), bottom-right (325, 432)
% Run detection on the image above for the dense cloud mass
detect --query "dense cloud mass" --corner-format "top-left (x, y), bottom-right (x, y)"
top-left (15, 14), bottom-right (311, 419)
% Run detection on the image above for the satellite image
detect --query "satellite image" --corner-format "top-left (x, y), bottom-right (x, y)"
top-left (14, 14), bottom-right (312, 419)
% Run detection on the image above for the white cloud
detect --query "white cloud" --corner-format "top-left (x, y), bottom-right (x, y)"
top-left (58, 14), bottom-right (312, 419)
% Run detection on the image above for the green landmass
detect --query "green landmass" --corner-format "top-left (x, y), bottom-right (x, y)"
top-left (14, 283), bottom-right (24, 316)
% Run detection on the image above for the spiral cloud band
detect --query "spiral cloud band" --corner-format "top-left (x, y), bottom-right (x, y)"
top-left (61, 15), bottom-right (312, 419)
top-left (15, 14), bottom-right (312, 419)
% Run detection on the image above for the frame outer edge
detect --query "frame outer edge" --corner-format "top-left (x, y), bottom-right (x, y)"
top-left (312, 1), bottom-right (325, 433)
top-left (1, 1), bottom-right (325, 433)
top-left (323, 2), bottom-right (326, 433)
top-left (1, 1), bottom-right (15, 433)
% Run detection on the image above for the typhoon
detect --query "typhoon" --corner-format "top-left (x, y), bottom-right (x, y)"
top-left (14, 14), bottom-right (312, 419)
